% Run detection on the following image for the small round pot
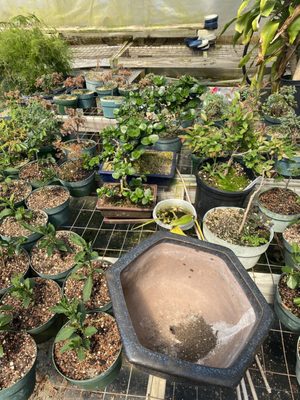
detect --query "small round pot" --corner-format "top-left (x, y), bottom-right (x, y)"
top-left (60, 170), bottom-right (95, 197)
top-left (30, 231), bottom-right (83, 283)
top-left (153, 199), bottom-right (197, 231)
top-left (72, 89), bottom-right (96, 109)
top-left (62, 139), bottom-right (98, 160)
top-left (53, 95), bottom-right (78, 115)
top-left (96, 85), bottom-right (118, 99)
top-left (153, 137), bottom-right (182, 153)
top-left (274, 277), bottom-right (300, 333)
top-left (203, 207), bottom-right (273, 270)
top-left (275, 156), bottom-right (300, 178)
top-left (0, 249), bottom-right (30, 296)
top-left (195, 157), bottom-right (255, 220)
top-left (282, 226), bottom-right (300, 270)
top-left (85, 78), bottom-right (103, 92)
top-left (296, 337), bottom-right (300, 385)
top-left (26, 186), bottom-right (70, 227)
top-left (257, 187), bottom-right (300, 233)
top-left (100, 97), bottom-right (125, 119)
top-left (52, 313), bottom-right (122, 390)
top-left (0, 333), bottom-right (37, 400)
top-left (118, 86), bottom-right (139, 96)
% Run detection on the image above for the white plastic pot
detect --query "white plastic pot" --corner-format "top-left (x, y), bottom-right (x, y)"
top-left (203, 207), bottom-right (274, 270)
top-left (257, 187), bottom-right (300, 233)
top-left (153, 199), bottom-right (197, 231)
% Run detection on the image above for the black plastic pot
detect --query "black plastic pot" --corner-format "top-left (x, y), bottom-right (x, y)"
top-left (281, 75), bottom-right (300, 116)
top-left (60, 170), bottom-right (95, 197)
top-left (195, 158), bottom-right (255, 219)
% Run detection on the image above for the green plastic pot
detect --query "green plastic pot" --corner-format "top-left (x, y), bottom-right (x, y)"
top-left (72, 89), bottom-right (96, 109)
top-left (85, 78), bottom-right (103, 92)
top-left (63, 139), bottom-right (98, 160)
top-left (275, 156), bottom-right (300, 178)
top-left (100, 96), bottom-right (125, 119)
top-left (60, 170), bottom-right (95, 197)
top-left (274, 278), bottom-right (300, 333)
top-left (19, 161), bottom-right (58, 189)
top-left (96, 85), bottom-right (118, 99)
top-left (52, 313), bottom-right (122, 390)
top-left (53, 95), bottom-right (78, 115)
top-left (154, 137), bottom-right (182, 153)
top-left (0, 333), bottom-right (37, 400)
top-left (296, 337), bottom-right (300, 385)
top-left (30, 231), bottom-right (83, 283)
top-left (118, 86), bottom-right (139, 96)
top-left (26, 186), bottom-right (70, 227)
top-left (0, 249), bottom-right (30, 296)
top-left (282, 228), bottom-right (300, 270)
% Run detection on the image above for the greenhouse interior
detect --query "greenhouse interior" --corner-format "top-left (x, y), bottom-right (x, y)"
top-left (0, 1), bottom-right (299, 399)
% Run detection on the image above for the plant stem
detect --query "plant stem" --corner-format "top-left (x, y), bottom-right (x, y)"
top-left (238, 174), bottom-right (264, 235)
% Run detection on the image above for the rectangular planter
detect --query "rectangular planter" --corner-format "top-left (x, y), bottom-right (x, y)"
top-left (98, 151), bottom-right (177, 185)
top-left (97, 184), bottom-right (157, 219)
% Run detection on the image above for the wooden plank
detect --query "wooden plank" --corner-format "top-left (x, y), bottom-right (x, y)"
top-left (146, 375), bottom-right (166, 400)
top-left (59, 115), bottom-right (116, 131)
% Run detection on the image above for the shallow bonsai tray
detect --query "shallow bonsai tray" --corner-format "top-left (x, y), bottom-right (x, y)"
top-left (98, 151), bottom-right (177, 185)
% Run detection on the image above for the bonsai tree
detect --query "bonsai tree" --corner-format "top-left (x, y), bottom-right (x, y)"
top-left (0, 14), bottom-right (71, 94)
top-left (35, 72), bottom-right (64, 94)
top-left (262, 86), bottom-right (298, 119)
top-left (222, 0), bottom-right (300, 88)
top-left (52, 297), bottom-right (97, 360)
top-left (201, 90), bottom-right (230, 122)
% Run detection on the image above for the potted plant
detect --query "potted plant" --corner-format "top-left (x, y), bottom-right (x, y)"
top-left (56, 109), bottom-right (97, 159)
top-left (96, 82), bottom-right (118, 99)
top-left (223, 0), bottom-right (300, 108)
top-left (283, 221), bottom-right (300, 270)
top-left (63, 75), bottom-right (85, 92)
top-left (118, 83), bottom-right (139, 96)
top-left (25, 185), bottom-right (70, 227)
top-left (258, 187), bottom-right (300, 232)
top-left (0, 274), bottom-right (61, 342)
top-left (0, 237), bottom-right (29, 296)
top-left (203, 206), bottom-right (273, 269)
top-left (71, 89), bottom-right (96, 109)
top-left (152, 199), bottom-right (196, 231)
top-left (64, 236), bottom-right (112, 312)
top-left (58, 155), bottom-right (98, 197)
top-left (262, 86), bottom-right (298, 124)
top-left (274, 266), bottom-right (300, 333)
top-left (52, 298), bottom-right (122, 389)
top-left (35, 72), bottom-right (65, 99)
top-left (100, 96), bottom-right (125, 119)
top-left (200, 90), bottom-right (229, 124)
top-left (0, 308), bottom-right (37, 400)
top-left (0, 177), bottom-right (31, 206)
top-left (53, 94), bottom-right (78, 115)
top-left (0, 198), bottom-right (48, 249)
top-left (19, 156), bottom-right (59, 189)
top-left (152, 109), bottom-right (183, 153)
top-left (85, 70), bottom-right (114, 92)
top-left (188, 93), bottom-right (290, 218)
top-left (30, 223), bottom-right (83, 283)
top-left (0, 14), bottom-right (71, 94)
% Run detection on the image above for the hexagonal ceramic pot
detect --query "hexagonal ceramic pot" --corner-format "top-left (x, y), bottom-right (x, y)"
top-left (106, 232), bottom-right (273, 388)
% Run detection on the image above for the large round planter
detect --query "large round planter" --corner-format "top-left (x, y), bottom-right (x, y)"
top-left (195, 158), bottom-right (255, 220)
top-left (153, 137), bottom-right (182, 153)
top-left (281, 75), bottom-right (300, 116)
top-left (60, 169), bottom-right (95, 197)
top-left (275, 156), bottom-right (300, 178)
top-left (72, 89), bottom-right (96, 109)
top-left (96, 86), bottom-right (118, 99)
top-left (153, 199), bottom-right (197, 231)
top-left (296, 337), bottom-right (300, 385)
top-left (0, 335), bottom-right (37, 400)
top-left (52, 313), bottom-right (122, 390)
top-left (0, 249), bottom-right (31, 296)
top-left (100, 97), bottom-right (125, 119)
top-left (62, 139), bottom-right (97, 159)
top-left (274, 279), bottom-right (300, 333)
top-left (26, 186), bottom-right (70, 227)
top-left (257, 188), bottom-right (300, 233)
top-left (203, 207), bottom-right (273, 269)
top-left (53, 96), bottom-right (78, 115)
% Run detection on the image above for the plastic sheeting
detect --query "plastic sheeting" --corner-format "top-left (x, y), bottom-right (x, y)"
top-left (0, 0), bottom-right (239, 30)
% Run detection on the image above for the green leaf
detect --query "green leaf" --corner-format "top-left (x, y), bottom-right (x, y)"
top-left (77, 347), bottom-right (86, 361)
top-left (260, 20), bottom-right (280, 56)
top-left (288, 16), bottom-right (300, 44)
top-left (171, 214), bottom-right (194, 227)
top-left (293, 297), bottom-right (300, 306)
top-left (260, 0), bottom-right (276, 17)
top-left (237, 0), bottom-right (250, 17)
top-left (286, 274), bottom-right (298, 290)
top-left (0, 208), bottom-right (13, 219)
top-left (0, 345), bottom-right (3, 357)
top-left (84, 326), bottom-right (97, 337)
top-left (83, 275), bottom-right (93, 302)
top-left (55, 326), bottom-right (76, 343)
top-left (70, 235), bottom-right (86, 248)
